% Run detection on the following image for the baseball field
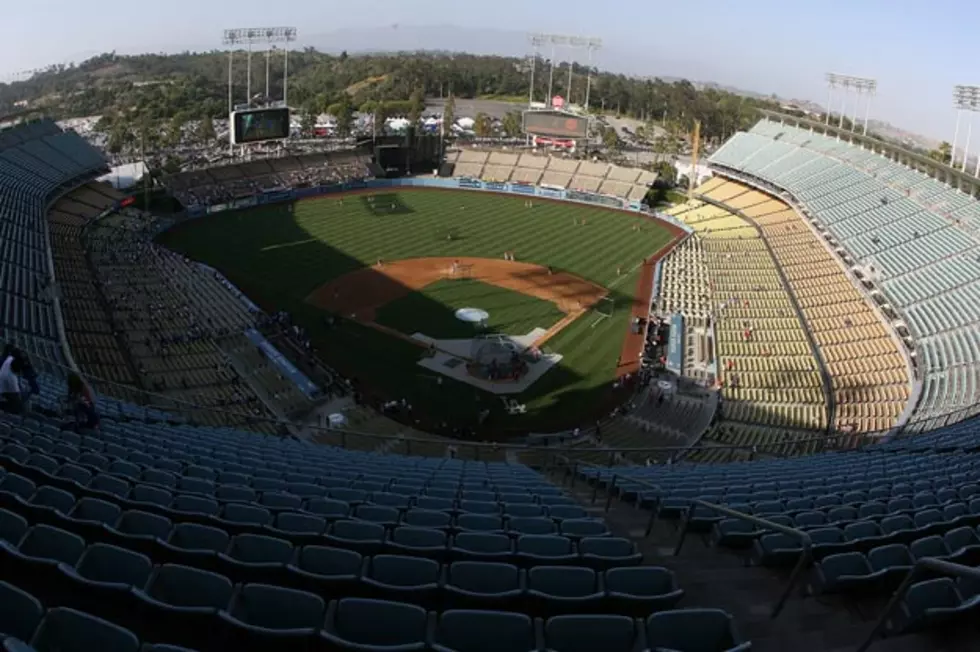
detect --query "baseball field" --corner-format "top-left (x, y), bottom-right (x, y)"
top-left (158, 188), bottom-right (682, 433)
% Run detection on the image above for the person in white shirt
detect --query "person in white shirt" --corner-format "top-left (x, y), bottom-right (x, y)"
top-left (0, 355), bottom-right (24, 414)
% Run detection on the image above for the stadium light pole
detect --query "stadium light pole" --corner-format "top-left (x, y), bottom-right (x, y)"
top-left (528, 33), bottom-right (547, 106)
top-left (826, 73), bottom-right (876, 134)
top-left (584, 38), bottom-right (601, 112)
top-left (223, 27), bottom-right (297, 109)
top-left (953, 86), bottom-right (980, 174)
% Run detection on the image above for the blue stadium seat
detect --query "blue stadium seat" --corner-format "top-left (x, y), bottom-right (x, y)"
top-left (320, 598), bottom-right (428, 651)
top-left (30, 608), bottom-right (139, 652)
top-left (604, 566), bottom-right (684, 615)
top-left (527, 565), bottom-right (604, 616)
top-left (58, 543), bottom-right (153, 622)
top-left (133, 563), bottom-right (233, 649)
top-left (217, 533), bottom-right (293, 584)
top-left (431, 609), bottom-right (539, 652)
top-left (444, 561), bottom-right (524, 610)
top-left (326, 520), bottom-right (386, 556)
top-left (218, 583), bottom-right (325, 652)
top-left (286, 545), bottom-right (363, 599)
top-left (362, 554), bottom-right (441, 607)
top-left (645, 608), bottom-right (749, 652)
top-left (452, 532), bottom-right (513, 563)
top-left (515, 535), bottom-right (577, 567)
top-left (578, 537), bottom-right (642, 570)
top-left (0, 580), bottom-right (43, 642)
top-left (544, 614), bottom-right (640, 652)
top-left (386, 526), bottom-right (448, 560)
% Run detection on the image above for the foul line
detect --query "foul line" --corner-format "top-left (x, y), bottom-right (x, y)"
top-left (261, 238), bottom-right (318, 252)
top-left (606, 258), bottom-right (648, 291)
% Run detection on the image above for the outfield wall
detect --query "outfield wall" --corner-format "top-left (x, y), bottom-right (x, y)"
top-left (167, 177), bottom-right (694, 235)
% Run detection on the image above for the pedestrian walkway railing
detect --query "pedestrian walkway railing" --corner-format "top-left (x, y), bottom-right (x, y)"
top-left (856, 558), bottom-right (980, 652)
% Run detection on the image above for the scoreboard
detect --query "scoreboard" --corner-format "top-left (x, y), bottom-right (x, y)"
top-left (231, 107), bottom-right (291, 145)
top-left (522, 110), bottom-right (589, 139)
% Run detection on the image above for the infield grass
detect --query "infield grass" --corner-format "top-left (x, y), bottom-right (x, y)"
top-left (375, 278), bottom-right (564, 340)
top-left (158, 189), bottom-right (675, 431)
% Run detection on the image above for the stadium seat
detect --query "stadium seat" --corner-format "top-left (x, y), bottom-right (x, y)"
top-left (30, 608), bottom-right (140, 652)
top-left (544, 614), bottom-right (641, 652)
top-left (386, 526), bottom-right (448, 560)
top-left (58, 543), bottom-right (153, 621)
top-left (132, 563), bottom-right (233, 648)
top-left (361, 554), bottom-right (441, 607)
top-left (604, 566), bottom-right (684, 615)
top-left (431, 610), bottom-right (539, 652)
top-left (515, 535), bottom-right (577, 567)
top-left (286, 545), bottom-right (363, 598)
top-left (217, 533), bottom-right (293, 584)
top-left (218, 583), bottom-right (325, 652)
top-left (527, 565), bottom-right (604, 616)
top-left (320, 598), bottom-right (429, 651)
top-left (578, 537), bottom-right (643, 570)
top-left (444, 561), bottom-right (525, 610)
top-left (452, 532), bottom-right (513, 563)
top-left (645, 608), bottom-right (750, 652)
top-left (0, 580), bottom-right (43, 642)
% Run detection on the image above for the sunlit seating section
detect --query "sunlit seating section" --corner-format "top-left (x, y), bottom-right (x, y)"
top-left (486, 151), bottom-right (519, 167)
top-left (481, 164), bottom-right (514, 183)
top-left (539, 171), bottom-right (573, 188)
top-left (570, 174), bottom-right (603, 192)
top-left (454, 162), bottom-right (485, 178)
top-left (545, 157), bottom-right (581, 175)
top-left (509, 166), bottom-right (543, 185)
top-left (607, 165), bottom-right (641, 184)
top-left (712, 179), bottom-right (911, 434)
top-left (597, 180), bottom-right (633, 199)
top-left (658, 238), bottom-right (710, 321)
top-left (517, 153), bottom-right (548, 170)
top-left (700, 231), bottom-right (828, 433)
top-left (711, 119), bottom-right (980, 427)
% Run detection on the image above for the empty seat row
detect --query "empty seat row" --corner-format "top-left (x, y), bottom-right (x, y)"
top-left (0, 578), bottom-right (744, 652)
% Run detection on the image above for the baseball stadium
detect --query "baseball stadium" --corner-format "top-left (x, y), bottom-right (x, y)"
top-left (2, 34), bottom-right (980, 652)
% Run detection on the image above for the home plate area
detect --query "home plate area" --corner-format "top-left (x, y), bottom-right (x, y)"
top-left (413, 329), bottom-right (563, 395)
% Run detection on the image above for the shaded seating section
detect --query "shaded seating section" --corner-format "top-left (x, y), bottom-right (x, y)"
top-left (710, 118), bottom-right (980, 430)
top-left (0, 119), bottom-right (108, 354)
top-left (0, 407), bottom-right (760, 652)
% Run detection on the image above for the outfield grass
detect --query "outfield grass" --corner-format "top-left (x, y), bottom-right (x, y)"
top-left (375, 278), bottom-right (564, 340)
top-left (158, 189), bottom-right (675, 432)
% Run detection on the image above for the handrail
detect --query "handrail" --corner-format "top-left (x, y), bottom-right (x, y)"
top-left (674, 499), bottom-right (812, 619)
top-left (856, 558), bottom-right (980, 652)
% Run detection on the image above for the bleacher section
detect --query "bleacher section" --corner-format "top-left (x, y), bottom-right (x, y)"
top-left (0, 120), bottom-right (107, 359)
top-left (0, 405), bottom-right (758, 652)
top-left (710, 120), bottom-right (980, 429)
top-left (698, 179), bottom-right (911, 435)
top-left (167, 151), bottom-right (371, 208)
top-left (663, 197), bottom-right (830, 453)
top-left (452, 148), bottom-right (654, 200)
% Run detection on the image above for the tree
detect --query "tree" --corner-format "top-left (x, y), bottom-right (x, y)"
top-left (331, 93), bottom-right (354, 136)
top-left (928, 141), bottom-right (953, 165)
top-left (166, 115), bottom-right (184, 147)
top-left (652, 160), bottom-right (678, 187)
top-left (408, 88), bottom-right (424, 127)
top-left (601, 126), bottom-right (619, 150)
top-left (197, 114), bottom-right (216, 145)
top-left (107, 124), bottom-right (130, 154)
top-left (442, 95), bottom-right (456, 137)
top-left (501, 111), bottom-right (522, 138)
top-left (300, 109), bottom-right (317, 138)
top-left (473, 112), bottom-right (492, 138)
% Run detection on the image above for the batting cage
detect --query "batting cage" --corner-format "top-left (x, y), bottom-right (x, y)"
top-left (467, 334), bottom-right (532, 382)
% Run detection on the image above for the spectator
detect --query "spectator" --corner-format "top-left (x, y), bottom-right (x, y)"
top-left (0, 354), bottom-right (24, 414)
top-left (2, 344), bottom-right (39, 399)
top-left (66, 372), bottom-right (100, 431)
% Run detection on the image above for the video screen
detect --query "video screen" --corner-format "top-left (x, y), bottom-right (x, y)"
top-left (232, 107), bottom-right (290, 144)
top-left (522, 110), bottom-right (588, 139)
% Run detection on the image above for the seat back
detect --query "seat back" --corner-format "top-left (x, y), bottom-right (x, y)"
top-left (529, 565), bottom-right (597, 596)
top-left (369, 554), bottom-right (440, 587)
top-left (435, 610), bottom-right (535, 651)
top-left (147, 564), bottom-right (233, 608)
top-left (168, 523), bottom-right (228, 552)
top-left (580, 537), bottom-right (634, 557)
top-left (20, 525), bottom-right (85, 564)
top-left (116, 510), bottom-right (172, 539)
top-left (391, 526), bottom-right (447, 547)
top-left (232, 583), bottom-right (325, 629)
top-left (545, 614), bottom-right (636, 652)
top-left (0, 580), bottom-right (43, 641)
top-left (330, 597), bottom-right (428, 646)
top-left (297, 545), bottom-right (363, 576)
top-left (517, 534), bottom-right (572, 555)
top-left (448, 561), bottom-right (520, 593)
top-left (30, 608), bottom-right (139, 652)
top-left (332, 519), bottom-right (385, 541)
top-left (645, 608), bottom-right (739, 651)
top-left (605, 566), bottom-right (675, 596)
top-left (227, 533), bottom-right (293, 564)
top-left (76, 543), bottom-right (153, 586)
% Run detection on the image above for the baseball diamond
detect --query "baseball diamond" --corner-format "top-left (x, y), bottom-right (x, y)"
top-left (158, 188), bottom-right (683, 432)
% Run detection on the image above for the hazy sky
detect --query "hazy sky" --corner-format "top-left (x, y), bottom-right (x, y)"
top-left (2, 0), bottom-right (975, 140)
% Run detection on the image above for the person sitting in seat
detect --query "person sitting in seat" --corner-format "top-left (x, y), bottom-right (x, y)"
top-left (0, 354), bottom-right (24, 414)
top-left (66, 372), bottom-right (100, 431)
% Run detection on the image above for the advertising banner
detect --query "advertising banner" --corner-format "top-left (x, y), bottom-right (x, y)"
top-left (244, 329), bottom-right (320, 400)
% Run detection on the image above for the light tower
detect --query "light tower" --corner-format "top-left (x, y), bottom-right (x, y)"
top-left (952, 85), bottom-right (980, 173)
